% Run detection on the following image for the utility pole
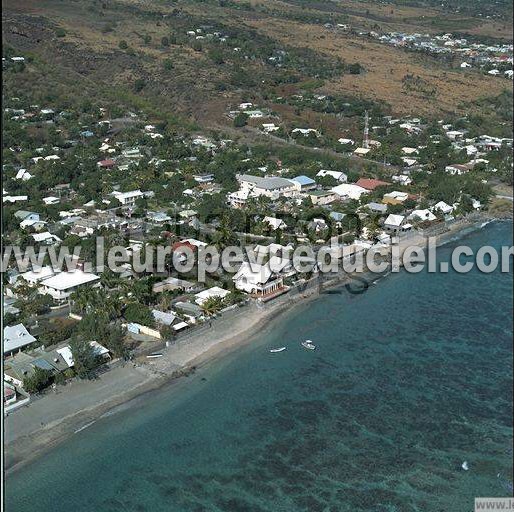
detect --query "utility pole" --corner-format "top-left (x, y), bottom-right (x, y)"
top-left (363, 110), bottom-right (369, 149)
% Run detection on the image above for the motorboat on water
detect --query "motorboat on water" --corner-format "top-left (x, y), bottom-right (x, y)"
top-left (301, 340), bottom-right (316, 350)
top-left (270, 347), bottom-right (286, 353)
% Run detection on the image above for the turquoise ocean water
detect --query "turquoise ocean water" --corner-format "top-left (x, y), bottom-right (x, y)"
top-left (5, 221), bottom-right (513, 512)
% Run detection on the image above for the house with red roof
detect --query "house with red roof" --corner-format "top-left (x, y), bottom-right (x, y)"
top-left (171, 240), bottom-right (197, 253)
top-left (355, 178), bottom-right (390, 191)
top-left (97, 159), bottom-right (115, 169)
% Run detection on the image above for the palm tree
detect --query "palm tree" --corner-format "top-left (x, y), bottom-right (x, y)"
top-left (100, 269), bottom-right (122, 290)
top-left (200, 296), bottom-right (225, 316)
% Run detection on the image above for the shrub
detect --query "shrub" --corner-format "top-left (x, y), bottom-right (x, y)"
top-left (23, 368), bottom-right (53, 394)
top-left (348, 63), bottom-right (362, 75)
top-left (119, 40), bottom-right (128, 50)
top-left (133, 78), bottom-right (146, 92)
top-left (124, 303), bottom-right (154, 326)
top-left (233, 112), bottom-right (248, 128)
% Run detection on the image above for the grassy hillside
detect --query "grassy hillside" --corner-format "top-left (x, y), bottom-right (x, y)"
top-left (3, 0), bottom-right (512, 134)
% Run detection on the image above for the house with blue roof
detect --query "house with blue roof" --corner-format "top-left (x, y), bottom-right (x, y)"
top-left (290, 175), bottom-right (317, 192)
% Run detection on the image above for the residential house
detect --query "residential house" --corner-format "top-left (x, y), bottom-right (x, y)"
top-left (97, 159), bottom-right (116, 169)
top-left (3, 324), bottom-right (37, 356)
top-left (151, 310), bottom-right (189, 332)
top-left (152, 277), bottom-right (197, 294)
top-left (18, 266), bottom-right (57, 285)
top-left (355, 178), bottom-right (390, 191)
top-left (382, 191), bottom-right (409, 205)
top-left (38, 270), bottom-right (101, 302)
top-left (194, 287), bottom-right (230, 306)
top-left (56, 341), bottom-right (110, 368)
top-left (147, 211), bottom-right (172, 224)
top-left (365, 202), bottom-right (388, 214)
top-left (290, 175), bottom-right (317, 192)
top-left (15, 169), bottom-right (33, 181)
top-left (233, 262), bottom-right (284, 296)
top-left (432, 201), bottom-right (454, 216)
top-left (173, 301), bottom-right (204, 322)
top-left (307, 190), bottom-right (339, 206)
top-left (316, 169), bottom-right (347, 182)
top-left (353, 147), bottom-right (372, 157)
top-left (42, 196), bottom-right (60, 205)
top-left (408, 209), bottom-right (437, 222)
top-left (14, 210), bottom-right (40, 225)
top-left (263, 216), bottom-right (287, 231)
top-left (445, 163), bottom-right (472, 175)
top-left (383, 214), bottom-right (412, 233)
top-left (193, 174), bottom-right (215, 184)
top-left (3, 195), bottom-right (28, 204)
top-left (231, 174), bottom-right (298, 203)
top-left (392, 175), bottom-right (412, 186)
top-left (331, 183), bottom-right (369, 200)
top-left (112, 190), bottom-right (144, 207)
top-left (32, 232), bottom-right (61, 245)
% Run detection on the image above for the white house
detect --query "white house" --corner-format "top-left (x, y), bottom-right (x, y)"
top-left (39, 270), bottom-right (101, 302)
top-left (3, 195), bottom-right (28, 203)
top-left (331, 183), bottom-right (369, 201)
top-left (446, 130), bottom-right (465, 141)
top-left (408, 209), bottom-right (437, 222)
top-left (112, 190), bottom-right (144, 206)
top-left (392, 174), bottom-right (412, 186)
top-left (32, 232), bottom-right (61, 245)
top-left (15, 169), bottom-right (33, 181)
top-left (42, 196), bottom-right (60, 205)
top-left (233, 262), bottom-right (284, 296)
top-left (3, 324), bottom-right (37, 355)
top-left (18, 266), bottom-right (57, 285)
top-left (232, 174), bottom-right (298, 202)
top-left (262, 123), bottom-right (279, 133)
top-left (56, 341), bottom-right (110, 368)
top-left (316, 169), bottom-right (347, 182)
top-left (194, 286), bottom-right (230, 306)
top-left (263, 216), bottom-right (287, 231)
top-left (291, 128), bottom-right (320, 137)
top-left (383, 214), bottom-right (411, 233)
top-left (353, 147), bottom-right (371, 157)
top-left (432, 201), bottom-right (453, 215)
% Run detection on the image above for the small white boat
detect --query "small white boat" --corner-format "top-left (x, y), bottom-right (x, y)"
top-left (301, 340), bottom-right (316, 350)
top-left (270, 347), bottom-right (286, 353)
top-left (462, 461), bottom-right (469, 471)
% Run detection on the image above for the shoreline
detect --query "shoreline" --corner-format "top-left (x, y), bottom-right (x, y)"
top-left (4, 214), bottom-right (509, 475)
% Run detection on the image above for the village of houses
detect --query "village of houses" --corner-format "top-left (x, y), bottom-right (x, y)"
top-left (2, 60), bottom-right (513, 412)
top-left (364, 30), bottom-right (513, 79)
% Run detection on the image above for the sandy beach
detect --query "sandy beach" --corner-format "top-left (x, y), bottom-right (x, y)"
top-left (4, 214), bottom-right (505, 474)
